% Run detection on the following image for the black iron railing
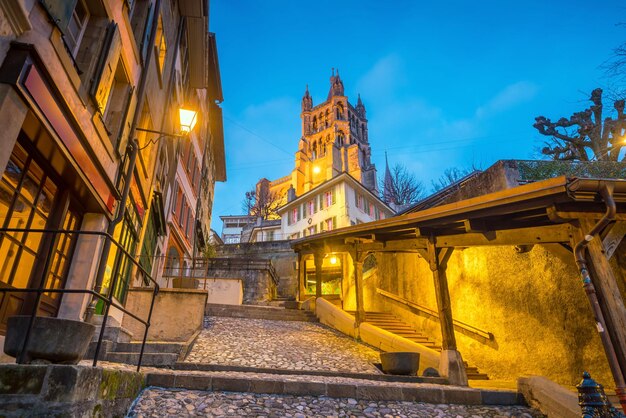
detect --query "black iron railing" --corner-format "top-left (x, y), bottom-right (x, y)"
top-left (0, 227), bottom-right (159, 372)
top-left (151, 255), bottom-right (279, 288)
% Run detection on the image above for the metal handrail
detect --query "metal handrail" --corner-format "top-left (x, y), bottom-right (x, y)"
top-left (376, 288), bottom-right (494, 341)
top-left (0, 227), bottom-right (159, 372)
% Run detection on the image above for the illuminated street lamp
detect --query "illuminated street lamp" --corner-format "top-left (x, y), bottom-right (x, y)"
top-left (179, 107), bottom-right (198, 134)
top-left (313, 166), bottom-right (321, 174)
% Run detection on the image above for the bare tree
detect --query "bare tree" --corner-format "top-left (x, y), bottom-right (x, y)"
top-left (241, 187), bottom-right (282, 220)
top-left (602, 25), bottom-right (626, 100)
top-left (533, 88), bottom-right (626, 162)
top-left (431, 167), bottom-right (472, 192)
top-left (380, 164), bottom-right (426, 206)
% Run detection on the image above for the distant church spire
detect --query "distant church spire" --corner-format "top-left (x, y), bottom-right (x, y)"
top-left (383, 151), bottom-right (394, 204)
top-left (356, 93), bottom-right (366, 118)
top-left (302, 84), bottom-right (312, 111)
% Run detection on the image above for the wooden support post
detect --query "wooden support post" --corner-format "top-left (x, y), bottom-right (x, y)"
top-left (314, 251), bottom-right (324, 298)
top-left (354, 258), bottom-right (365, 325)
top-left (582, 220), bottom-right (626, 380)
top-left (428, 238), bottom-right (467, 386)
top-left (296, 253), bottom-right (303, 302)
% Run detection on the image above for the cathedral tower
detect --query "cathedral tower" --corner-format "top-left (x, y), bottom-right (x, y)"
top-left (294, 70), bottom-right (378, 195)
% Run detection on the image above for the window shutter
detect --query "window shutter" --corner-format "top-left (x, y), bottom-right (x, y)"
top-left (140, 2), bottom-right (155, 62)
top-left (303, 202), bottom-right (308, 217)
top-left (332, 216), bottom-right (337, 229)
top-left (332, 187), bottom-right (336, 205)
top-left (354, 192), bottom-right (358, 207)
top-left (314, 197), bottom-right (318, 213)
top-left (319, 194), bottom-right (324, 210)
top-left (39, 0), bottom-right (79, 36)
top-left (91, 22), bottom-right (122, 114)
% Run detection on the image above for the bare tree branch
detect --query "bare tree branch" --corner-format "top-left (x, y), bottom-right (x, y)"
top-left (380, 164), bottom-right (426, 206)
top-left (533, 88), bottom-right (625, 162)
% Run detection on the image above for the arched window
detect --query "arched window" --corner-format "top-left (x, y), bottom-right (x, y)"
top-left (336, 103), bottom-right (344, 120)
top-left (312, 140), bottom-right (317, 159)
top-left (337, 131), bottom-right (345, 146)
top-left (312, 116), bottom-right (318, 132)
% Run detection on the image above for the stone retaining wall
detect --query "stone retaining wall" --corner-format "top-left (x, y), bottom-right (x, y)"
top-left (0, 364), bottom-right (144, 417)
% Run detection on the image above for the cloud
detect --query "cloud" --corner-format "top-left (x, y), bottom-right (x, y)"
top-left (475, 81), bottom-right (538, 119)
top-left (355, 54), bottom-right (405, 100)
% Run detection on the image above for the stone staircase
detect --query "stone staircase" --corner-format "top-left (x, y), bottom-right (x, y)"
top-left (85, 322), bottom-right (188, 367)
top-left (352, 311), bottom-right (489, 380)
top-left (205, 303), bottom-right (318, 322)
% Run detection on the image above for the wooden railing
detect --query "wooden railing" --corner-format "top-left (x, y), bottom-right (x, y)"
top-left (376, 288), bottom-right (494, 342)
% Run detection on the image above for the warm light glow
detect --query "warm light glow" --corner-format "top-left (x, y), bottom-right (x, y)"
top-left (329, 256), bottom-right (338, 265)
top-left (179, 107), bottom-right (198, 134)
top-left (313, 166), bottom-right (321, 174)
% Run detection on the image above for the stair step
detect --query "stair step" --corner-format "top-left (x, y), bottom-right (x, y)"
top-left (105, 352), bottom-right (179, 367)
top-left (114, 342), bottom-right (185, 354)
top-left (205, 303), bottom-right (318, 322)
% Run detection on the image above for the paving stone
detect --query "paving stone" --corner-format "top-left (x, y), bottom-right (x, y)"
top-left (128, 388), bottom-right (546, 417)
top-left (186, 316), bottom-right (381, 374)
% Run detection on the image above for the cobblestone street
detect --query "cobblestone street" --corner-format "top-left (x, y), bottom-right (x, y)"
top-left (185, 316), bottom-right (382, 374)
top-left (129, 388), bottom-right (545, 417)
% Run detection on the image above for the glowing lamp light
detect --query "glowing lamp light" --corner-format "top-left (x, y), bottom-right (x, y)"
top-left (179, 107), bottom-right (198, 134)
top-left (329, 256), bottom-right (338, 265)
top-left (313, 166), bottom-right (321, 174)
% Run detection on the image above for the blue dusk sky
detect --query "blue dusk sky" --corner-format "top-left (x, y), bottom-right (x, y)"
top-left (209, 1), bottom-right (625, 229)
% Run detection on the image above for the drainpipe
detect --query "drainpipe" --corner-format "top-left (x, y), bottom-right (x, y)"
top-left (573, 182), bottom-right (626, 413)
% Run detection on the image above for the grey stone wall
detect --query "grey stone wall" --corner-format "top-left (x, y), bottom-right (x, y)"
top-left (216, 241), bottom-right (298, 299)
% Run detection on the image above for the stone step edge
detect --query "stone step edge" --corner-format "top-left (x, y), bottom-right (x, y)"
top-left (145, 372), bottom-right (525, 406)
top-left (174, 362), bottom-right (446, 385)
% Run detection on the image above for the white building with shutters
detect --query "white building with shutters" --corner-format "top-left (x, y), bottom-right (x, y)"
top-left (277, 173), bottom-right (393, 240)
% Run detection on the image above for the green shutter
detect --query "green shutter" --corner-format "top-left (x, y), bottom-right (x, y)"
top-left (303, 202), bottom-right (308, 217)
top-left (39, 0), bottom-right (79, 36)
top-left (332, 216), bottom-right (337, 229)
top-left (331, 187), bottom-right (336, 204)
top-left (314, 197), bottom-right (318, 213)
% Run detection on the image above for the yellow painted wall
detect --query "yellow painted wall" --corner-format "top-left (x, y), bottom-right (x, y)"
top-left (343, 244), bottom-right (623, 386)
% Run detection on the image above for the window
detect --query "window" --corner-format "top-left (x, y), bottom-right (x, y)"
top-left (267, 231), bottom-right (274, 241)
top-left (308, 225), bottom-right (316, 236)
top-left (355, 194), bottom-right (363, 210)
top-left (291, 208), bottom-right (298, 224)
top-left (102, 59), bottom-right (131, 142)
top-left (325, 191), bottom-right (333, 207)
top-left (64, 0), bottom-right (90, 56)
top-left (369, 203), bottom-right (375, 217)
top-left (308, 200), bottom-right (314, 215)
top-left (155, 15), bottom-right (167, 75)
top-left (325, 218), bottom-right (334, 231)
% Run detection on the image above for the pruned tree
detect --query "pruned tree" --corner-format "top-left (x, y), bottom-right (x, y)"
top-left (241, 187), bottom-right (282, 220)
top-left (380, 163), bottom-right (426, 206)
top-left (533, 88), bottom-right (625, 162)
top-left (431, 167), bottom-right (473, 192)
top-left (602, 26), bottom-right (626, 100)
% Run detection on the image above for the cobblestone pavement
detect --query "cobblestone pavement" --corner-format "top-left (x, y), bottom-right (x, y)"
top-left (185, 317), bottom-right (382, 374)
top-left (129, 388), bottom-right (545, 417)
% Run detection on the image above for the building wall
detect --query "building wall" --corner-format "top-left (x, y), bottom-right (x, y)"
top-left (342, 244), bottom-right (620, 386)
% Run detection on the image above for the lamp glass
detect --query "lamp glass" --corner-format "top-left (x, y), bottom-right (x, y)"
top-left (179, 108), bottom-right (198, 134)
top-left (313, 166), bottom-right (321, 174)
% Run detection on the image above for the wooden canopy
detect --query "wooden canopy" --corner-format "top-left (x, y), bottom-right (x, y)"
top-left (291, 176), bottom-right (626, 396)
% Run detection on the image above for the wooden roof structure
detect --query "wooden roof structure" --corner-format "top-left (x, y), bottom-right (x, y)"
top-left (290, 176), bottom-right (626, 401)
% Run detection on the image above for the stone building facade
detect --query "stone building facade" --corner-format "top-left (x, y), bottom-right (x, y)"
top-left (0, 0), bottom-right (224, 347)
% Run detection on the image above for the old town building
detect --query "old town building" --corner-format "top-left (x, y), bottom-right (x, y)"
top-left (0, 0), bottom-right (224, 346)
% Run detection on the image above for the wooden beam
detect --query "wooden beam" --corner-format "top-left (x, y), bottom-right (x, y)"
top-left (581, 219), bottom-right (626, 380)
top-left (313, 251), bottom-right (324, 298)
top-left (603, 221), bottom-right (626, 260)
top-left (435, 224), bottom-right (572, 247)
top-left (463, 219), bottom-right (488, 233)
top-left (427, 239), bottom-right (457, 350)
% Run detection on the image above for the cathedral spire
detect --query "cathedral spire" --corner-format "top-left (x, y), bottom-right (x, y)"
top-left (328, 67), bottom-right (345, 100)
top-left (383, 151), bottom-right (394, 204)
top-left (302, 84), bottom-right (312, 111)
